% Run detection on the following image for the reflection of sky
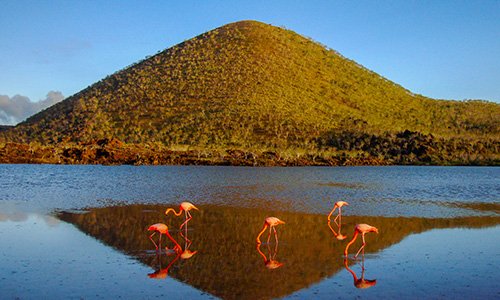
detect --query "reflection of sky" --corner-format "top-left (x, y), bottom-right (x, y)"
top-left (0, 165), bottom-right (498, 218)
top-left (287, 226), bottom-right (500, 299)
top-left (0, 213), bottom-right (209, 299)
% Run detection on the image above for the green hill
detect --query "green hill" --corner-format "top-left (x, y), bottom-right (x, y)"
top-left (1, 20), bottom-right (499, 165)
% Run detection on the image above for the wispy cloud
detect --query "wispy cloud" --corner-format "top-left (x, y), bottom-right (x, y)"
top-left (0, 91), bottom-right (64, 125)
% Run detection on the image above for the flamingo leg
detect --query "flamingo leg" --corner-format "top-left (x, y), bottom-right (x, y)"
top-left (180, 211), bottom-right (192, 230)
top-left (267, 226), bottom-right (272, 244)
top-left (179, 223), bottom-right (191, 244)
top-left (273, 226), bottom-right (279, 245)
top-left (334, 207), bottom-right (342, 226)
top-left (327, 207), bottom-right (336, 222)
top-left (272, 240), bottom-right (279, 260)
top-left (149, 232), bottom-right (159, 250)
top-left (354, 234), bottom-right (366, 258)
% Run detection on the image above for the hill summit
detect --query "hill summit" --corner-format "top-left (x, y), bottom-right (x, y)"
top-left (1, 20), bottom-right (499, 165)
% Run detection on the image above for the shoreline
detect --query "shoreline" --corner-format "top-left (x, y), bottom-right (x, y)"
top-left (1, 140), bottom-right (497, 167)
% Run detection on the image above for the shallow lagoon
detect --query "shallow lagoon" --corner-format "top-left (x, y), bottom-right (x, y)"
top-left (0, 165), bottom-right (499, 299)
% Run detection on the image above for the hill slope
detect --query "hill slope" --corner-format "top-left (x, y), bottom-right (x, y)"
top-left (1, 20), bottom-right (499, 165)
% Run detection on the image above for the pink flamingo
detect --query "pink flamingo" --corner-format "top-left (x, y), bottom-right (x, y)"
top-left (344, 224), bottom-right (379, 258)
top-left (256, 217), bottom-right (285, 245)
top-left (148, 223), bottom-right (181, 251)
top-left (327, 200), bottom-right (349, 226)
top-left (165, 201), bottom-right (199, 230)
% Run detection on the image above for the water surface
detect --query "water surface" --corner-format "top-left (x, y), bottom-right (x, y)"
top-left (0, 165), bottom-right (499, 299)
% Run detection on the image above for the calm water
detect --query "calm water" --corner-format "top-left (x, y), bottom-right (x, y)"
top-left (0, 165), bottom-right (499, 299)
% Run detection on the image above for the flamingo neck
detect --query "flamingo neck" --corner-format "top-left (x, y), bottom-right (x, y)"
top-left (344, 259), bottom-right (358, 281)
top-left (166, 208), bottom-right (183, 216)
top-left (327, 207), bottom-right (337, 221)
top-left (327, 222), bottom-right (339, 236)
top-left (165, 231), bottom-right (181, 250)
top-left (344, 230), bottom-right (359, 256)
top-left (256, 224), bottom-right (269, 244)
top-left (256, 244), bottom-right (268, 262)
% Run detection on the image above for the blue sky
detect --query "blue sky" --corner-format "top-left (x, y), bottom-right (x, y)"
top-left (0, 0), bottom-right (499, 122)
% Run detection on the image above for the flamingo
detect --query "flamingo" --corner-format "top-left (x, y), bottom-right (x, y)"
top-left (147, 223), bottom-right (181, 251)
top-left (165, 201), bottom-right (199, 230)
top-left (256, 242), bottom-right (284, 269)
top-left (344, 223), bottom-right (379, 258)
top-left (256, 217), bottom-right (285, 245)
top-left (327, 200), bottom-right (349, 226)
top-left (344, 258), bottom-right (377, 289)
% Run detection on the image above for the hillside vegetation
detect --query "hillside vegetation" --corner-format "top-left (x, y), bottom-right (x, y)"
top-left (1, 20), bottom-right (499, 165)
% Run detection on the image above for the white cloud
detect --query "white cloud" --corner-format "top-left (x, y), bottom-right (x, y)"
top-left (0, 91), bottom-right (64, 125)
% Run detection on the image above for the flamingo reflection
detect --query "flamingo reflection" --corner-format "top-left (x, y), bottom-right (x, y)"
top-left (147, 250), bottom-right (181, 279)
top-left (327, 200), bottom-right (348, 226)
top-left (256, 217), bottom-right (285, 245)
top-left (147, 223), bottom-right (182, 251)
top-left (344, 224), bottom-right (379, 258)
top-left (165, 201), bottom-right (199, 230)
top-left (179, 221), bottom-right (198, 260)
top-left (344, 258), bottom-right (377, 289)
top-left (256, 242), bottom-right (284, 270)
top-left (327, 220), bottom-right (347, 240)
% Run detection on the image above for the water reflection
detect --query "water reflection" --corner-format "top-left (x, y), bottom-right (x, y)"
top-left (148, 250), bottom-right (181, 279)
top-left (256, 242), bottom-right (284, 270)
top-left (179, 222), bottom-right (198, 260)
top-left (344, 258), bottom-right (377, 289)
top-left (0, 210), bottom-right (60, 226)
top-left (57, 204), bottom-right (500, 300)
top-left (327, 217), bottom-right (347, 240)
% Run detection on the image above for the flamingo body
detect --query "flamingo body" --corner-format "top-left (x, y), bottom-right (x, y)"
top-left (328, 200), bottom-right (349, 225)
top-left (148, 223), bottom-right (181, 251)
top-left (148, 223), bottom-right (168, 234)
top-left (165, 201), bottom-right (199, 230)
top-left (256, 217), bottom-right (285, 244)
top-left (344, 223), bottom-right (378, 258)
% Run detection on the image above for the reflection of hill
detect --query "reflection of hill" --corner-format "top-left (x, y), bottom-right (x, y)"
top-left (57, 205), bottom-right (500, 300)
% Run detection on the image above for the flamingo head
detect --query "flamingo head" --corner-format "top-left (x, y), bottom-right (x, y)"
top-left (265, 260), bottom-right (284, 269)
top-left (180, 250), bottom-right (198, 259)
top-left (356, 279), bottom-right (377, 289)
top-left (336, 234), bottom-right (347, 240)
